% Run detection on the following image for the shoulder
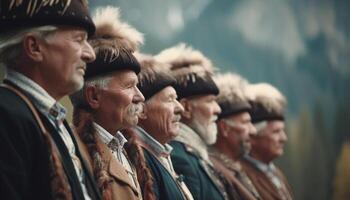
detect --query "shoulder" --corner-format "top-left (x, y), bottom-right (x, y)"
top-left (0, 87), bottom-right (45, 153)
top-left (0, 87), bottom-right (37, 122)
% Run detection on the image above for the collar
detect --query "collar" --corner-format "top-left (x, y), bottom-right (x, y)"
top-left (175, 122), bottom-right (210, 161)
top-left (133, 126), bottom-right (173, 157)
top-left (209, 147), bottom-right (242, 172)
top-left (5, 69), bottom-right (66, 121)
top-left (93, 122), bottom-right (127, 149)
top-left (244, 155), bottom-right (275, 173)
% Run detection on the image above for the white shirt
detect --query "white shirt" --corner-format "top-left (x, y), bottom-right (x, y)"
top-left (93, 123), bottom-right (137, 188)
top-left (244, 155), bottom-right (283, 189)
top-left (6, 69), bottom-right (91, 200)
top-left (134, 126), bottom-right (194, 200)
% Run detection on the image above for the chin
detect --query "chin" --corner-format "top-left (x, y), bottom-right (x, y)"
top-left (71, 78), bottom-right (84, 93)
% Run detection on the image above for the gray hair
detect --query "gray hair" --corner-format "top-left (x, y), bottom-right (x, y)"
top-left (0, 26), bottom-right (57, 67)
top-left (70, 75), bottom-right (112, 108)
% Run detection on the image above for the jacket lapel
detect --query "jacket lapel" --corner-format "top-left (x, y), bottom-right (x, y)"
top-left (68, 123), bottom-right (101, 200)
top-left (185, 145), bottom-right (226, 198)
top-left (97, 136), bottom-right (140, 195)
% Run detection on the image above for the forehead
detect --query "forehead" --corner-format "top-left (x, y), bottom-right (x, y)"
top-left (107, 70), bottom-right (138, 85)
top-left (190, 94), bottom-right (216, 103)
top-left (151, 86), bottom-right (177, 100)
top-left (49, 26), bottom-right (87, 38)
top-left (268, 120), bottom-right (285, 129)
top-left (226, 111), bottom-right (251, 121)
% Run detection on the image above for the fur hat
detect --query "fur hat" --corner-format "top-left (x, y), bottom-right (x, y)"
top-left (214, 73), bottom-right (251, 119)
top-left (85, 6), bottom-right (144, 80)
top-left (0, 0), bottom-right (95, 36)
top-left (245, 83), bottom-right (287, 123)
top-left (155, 43), bottom-right (219, 99)
top-left (135, 52), bottom-right (176, 100)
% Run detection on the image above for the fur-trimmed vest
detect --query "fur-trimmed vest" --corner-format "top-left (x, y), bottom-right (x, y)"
top-left (73, 109), bottom-right (146, 200)
top-left (241, 159), bottom-right (293, 200)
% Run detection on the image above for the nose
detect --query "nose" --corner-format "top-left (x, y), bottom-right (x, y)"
top-left (133, 86), bottom-right (145, 103)
top-left (280, 130), bottom-right (288, 142)
top-left (82, 40), bottom-right (96, 63)
top-left (174, 99), bottom-right (184, 114)
top-left (213, 101), bottom-right (222, 116)
top-left (249, 122), bottom-right (257, 136)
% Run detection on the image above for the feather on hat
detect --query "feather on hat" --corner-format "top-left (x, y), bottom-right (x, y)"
top-left (245, 83), bottom-right (287, 123)
top-left (155, 43), bottom-right (219, 99)
top-left (135, 52), bottom-right (176, 100)
top-left (85, 6), bottom-right (144, 79)
top-left (214, 73), bottom-right (251, 118)
top-left (155, 43), bottom-right (215, 85)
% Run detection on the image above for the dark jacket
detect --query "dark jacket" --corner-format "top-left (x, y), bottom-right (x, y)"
top-left (142, 148), bottom-right (185, 200)
top-left (0, 82), bottom-right (100, 200)
top-left (170, 141), bottom-right (227, 200)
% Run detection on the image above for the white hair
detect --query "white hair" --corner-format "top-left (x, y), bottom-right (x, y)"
top-left (0, 26), bottom-right (57, 67)
top-left (70, 74), bottom-right (112, 108)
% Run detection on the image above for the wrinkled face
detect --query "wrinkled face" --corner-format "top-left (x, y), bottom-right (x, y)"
top-left (141, 86), bottom-right (184, 144)
top-left (188, 95), bottom-right (222, 145)
top-left (222, 112), bottom-right (256, 156)
top-left (96, 70), bottom-right (145, 132)
top-left (251, 120), bottom-right (287, 162)
top-left (41, 26), bottom-right (95, 97)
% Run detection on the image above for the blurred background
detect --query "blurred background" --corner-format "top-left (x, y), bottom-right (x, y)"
top-left (1, 0), bottom-right (349, 199)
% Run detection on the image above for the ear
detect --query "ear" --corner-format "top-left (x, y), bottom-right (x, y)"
top-left (84, 86), bottom-right (100, 109)
top-left (217, 120), bottom-right (229, 138)
top-left (179, 98), bottom-right (192, 119)
top-left (22, 34), bottom-right (45, 62)
top-left (138, 103), bottom-right (148, 120)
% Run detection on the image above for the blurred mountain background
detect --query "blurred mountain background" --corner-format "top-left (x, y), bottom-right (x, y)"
top-left (1, 0), bottom-right (349, 199)
top-left (88, 1), bottom-right (350, 199)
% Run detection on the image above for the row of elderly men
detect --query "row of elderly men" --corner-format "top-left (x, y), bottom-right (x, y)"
top-left (67, 5), bottom-right (293, 200)
top-left (0, 2), bottom-right (292, 200)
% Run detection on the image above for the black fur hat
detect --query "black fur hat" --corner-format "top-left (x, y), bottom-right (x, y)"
top-left (214, 73), bottom-right (251, 119)
top-left (85, 6), bottom-right (143, 80)
top-left (155, 43), bottom-right (219, 99)
top-left (0, 0), bottom-right (95, 36)
top-left (135, 52), bottom-right (176, 100)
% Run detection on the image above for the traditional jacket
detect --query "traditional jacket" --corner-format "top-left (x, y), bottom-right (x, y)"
top-left (133, 126), bottom-right (193, 200)
top-left (170, 123), bottom-right (228, 200)
top-left (209, 149), bottom-right (261, 200)
top-left (0, 79), bottom-right (100, 200)
top-left (73, 109), bottom-right (143, 200)
top-left (241, 156), bottom-right (293, 200)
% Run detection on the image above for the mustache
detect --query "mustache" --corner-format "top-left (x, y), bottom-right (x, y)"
top-left (173, 114), bottom-right (181, 122)
top-left (211, 116), bottom-right (218, 122)
top-left (127, 103), bottom-right (144, 116)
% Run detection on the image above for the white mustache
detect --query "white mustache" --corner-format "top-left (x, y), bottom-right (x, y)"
top-left (173, 115), bottom-right (181, 122)
top-left (127, 103), bottom-right (143, 116)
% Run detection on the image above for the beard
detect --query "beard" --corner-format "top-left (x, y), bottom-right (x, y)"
top-left (239, 140), bottom-right (251, 157)
top-left (191, 116), bottom-right (218, 145)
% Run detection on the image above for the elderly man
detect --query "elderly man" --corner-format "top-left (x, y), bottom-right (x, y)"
top-left (70, 6), bottom-right (145, 200)
top-left (0, 1), bottom-right (101, 200)
top-left (210, 73), bottom-right (261, 200)
top-left (128, 52), bottom-right (193, 200)
top-left (241, 83), bottom-right (293, 200)
top-left (156, 44), bottom-right (228, 200)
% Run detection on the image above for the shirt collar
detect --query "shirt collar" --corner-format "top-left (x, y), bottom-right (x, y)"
top-left (5, 69), bottom-right (66, 121)
top-left (93, 122), bottom-right (127, 148)
top-left (133, 126), bottom-right (173, 157)
top-left (175, 122), bottom-right (209, 161)
top-left (244, 155), bottom-right (275, 173)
